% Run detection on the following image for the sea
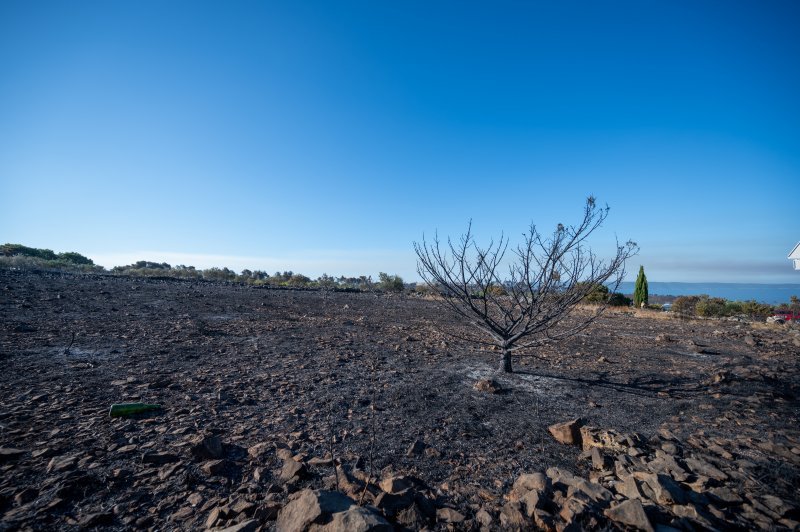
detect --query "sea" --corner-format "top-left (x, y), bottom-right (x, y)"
top-left (616, 282), bottom-right (800, 306)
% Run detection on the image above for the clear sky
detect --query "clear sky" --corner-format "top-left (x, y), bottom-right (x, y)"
top-left (2, 1), bottom-right (799, 283)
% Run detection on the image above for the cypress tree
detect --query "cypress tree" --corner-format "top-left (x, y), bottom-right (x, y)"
top-left (634, 265), bottom-right (648, 308)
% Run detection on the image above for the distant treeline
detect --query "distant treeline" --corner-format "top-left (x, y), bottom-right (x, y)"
top-left (0, 243), bottom-right (406, 292)
top-left (2, 244), bottom-right (797, 315)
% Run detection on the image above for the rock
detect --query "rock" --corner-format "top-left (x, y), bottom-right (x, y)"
top-left (201, 459), bottom-right (227, 476)
top-left (395, 503), bottom-right (428, 529)
top-left (475, 508), bottom-right (493, 527)
top-left (683, 457), bottom-right (728, 482)
top-left (546, 467), bottom-right (579, 490)
top-left (436, 507), bottom-right (465, 523)
top-left (280, 459), bottom-right (308, 482)
top-left (604, 499), bottom-right (654, 532)
top-left (142, 451), bottom-right (179, 465)
top-left (498, 501), bottom-right (528, 530)
top-left (559, 495), bottom-right (592, 524)
top-left (192, 434), bottom-right (224, 459)
top-left (548, 419), bottom-right (584, 446)
top-left (276, 489), bottom-right (354, 532)
top-left (14, 488), bottom-right (38, 505)
top-left (373, 490), bottom-right (414, 517)
top-left (207, 506), bottom-right (234, 528)
top-left (567, 478), bottom-right (612, 502)
top-left (635, 473), bottom-right (687, 505)
top-left (473, 379), bottom-right (502, 393)
top-left (708, 487), bottom-right (743, 506)
top-left (247, 442), bottom-right (271, 461)
top-left (521, 490), bottom-right (541, 517)
top-left (0, 447), bottom-right (26, 462)
top-left (406, 440), bottom-right (426, 456)
top-left (216, 520), bottom-right (258, 532)
top-left (512, 472), bottom-right (549, 495)
top-left (310, 506), bottom-right (392, 532)
top-left (615, 475), bottom-right (644, 500)
top-left (379, 475), bottom-right (413, 494)
top-left (47, 455), bottom-right (78, 473)
top-left (78, 511), bottom-right (114, 528)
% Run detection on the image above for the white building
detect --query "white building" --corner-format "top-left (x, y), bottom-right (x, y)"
top-left (790, 242), bottom-right (800, 270)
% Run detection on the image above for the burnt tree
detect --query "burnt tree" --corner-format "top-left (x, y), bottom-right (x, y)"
top-left (414, 197), bottom-right (637, 373)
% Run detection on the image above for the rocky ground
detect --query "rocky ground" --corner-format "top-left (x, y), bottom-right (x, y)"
top-left (0, 268), bottom-right (798, 531)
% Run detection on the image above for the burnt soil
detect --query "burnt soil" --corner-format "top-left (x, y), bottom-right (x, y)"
top-left (1, 269), bottom-right (799, 530)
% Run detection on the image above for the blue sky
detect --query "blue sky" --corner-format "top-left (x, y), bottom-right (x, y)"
top-left (1, 1), bottom-right (798, 282)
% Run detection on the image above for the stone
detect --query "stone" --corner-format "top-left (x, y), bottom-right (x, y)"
top-left (473, 379), bottom-right (502, 393)
top-left (202, 459), bottom-right (227, 476)
top-left (512, 472), bottom-right (549, 494)
top-left (406, 439), bottom-right (426, 456)
top-left (436, 507), bottom-right (465, 523)
top-left (78, 511), bottom-right (114, 528)
top-left (567, 478), bottom-right (612, 502)
top-left (521, 489), bottom-right (542, 517)
top-left (559, 495), bottom-right (592, 524)
top-left (395, 502), bottom-right (428, 529)
top-left (615, 475), bottom-right (644, 500)
top-left (247, 442), bottom-right (271, 461)
top-left (0, 447), bottom-right (26, 462)
top-left (47, 455), bottom-right (78, 473)
top-left (604, 499), bottom-right (654, 532)
top-left (280, 459), bottom-right (308, 482)
top-left (14, 488), bottom-right (38, 506)
top-left (141, 451), bottom-right (179, 465)
top-left (373, 490), bottom-right (414, 517)
top-left (546, 467), bottom-right (579, 490)
top-left (276, 489), bottom-right (354, 532)
top-left (379, 475), bottom-right (413, 494)
top-left (311, 506), bottom-right (392, 532)
top-left (192, 434), bottom-right (224, 459)
top-left (683, 458), bottom-right (728, 482)
top-left (548, 419), bottom-right (584, 446)
top-left (217, 520), bottom-right (258, 532)
top-left (635, 473), bottom-right (687, 505)
top-left (475, 508), bottom-right (493, 527)
top-left (500, 501), bottom-right (528, 530)
top-left (708, 487), bottom-right (743, 505)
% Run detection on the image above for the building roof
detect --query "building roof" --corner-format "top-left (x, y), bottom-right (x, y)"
top-left (790, 242), bottom-right (800, 259)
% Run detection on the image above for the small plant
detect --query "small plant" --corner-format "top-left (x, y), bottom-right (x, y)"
top-left (377, 272), bottom-right (404, 292)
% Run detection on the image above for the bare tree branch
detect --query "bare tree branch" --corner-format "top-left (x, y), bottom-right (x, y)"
top-left (414, 197), bottom-right (638, 373)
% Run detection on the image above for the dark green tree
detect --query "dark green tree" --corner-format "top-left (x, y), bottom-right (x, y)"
top-left (633, 265), bottom-right (648, 308)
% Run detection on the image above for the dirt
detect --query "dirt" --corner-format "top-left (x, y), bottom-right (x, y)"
top-left (0, 268), bottom-right (798, 530)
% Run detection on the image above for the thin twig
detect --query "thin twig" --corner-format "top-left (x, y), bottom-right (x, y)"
top-left (64, 331), bottom-right (75, 356)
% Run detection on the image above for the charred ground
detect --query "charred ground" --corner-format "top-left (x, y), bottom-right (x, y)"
top-left (0, 269), bottom-right (798, 530)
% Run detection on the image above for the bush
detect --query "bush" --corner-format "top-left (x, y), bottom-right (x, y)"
top-left (696, 297), bottom-right (727, 317)
top-left (672, 295), bottom-right (701, 315)
top-left (579, 283), bottom-right (610, 304)
top-left (378, 272), bottom-right (404, 292)
top-left (608, 292), bottom-right (631, 306)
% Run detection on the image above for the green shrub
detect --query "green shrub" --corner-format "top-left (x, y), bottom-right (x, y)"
top-left (378, 272), bottom-right (404, 292)
top-left (608, 292), bottom-right (631, 306)
top-left (672, 295), bottom-right (701, 315)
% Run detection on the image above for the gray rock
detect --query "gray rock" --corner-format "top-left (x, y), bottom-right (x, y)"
top-left (311, 507), bottom-right (391, 532)
top-left (500, 501), bottom-right (528, 530)
top-left (436, 507), bottom-right (465, 523)
top-left (192, 434), bottom-right (224, 459)
top-left (276, 489), bottom-right (354, 532)
top-left (604, 499), bottom-right (654, 532)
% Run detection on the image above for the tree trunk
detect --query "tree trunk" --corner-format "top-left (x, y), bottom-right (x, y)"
top-left (499, 349), bottom-right (513, 373)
